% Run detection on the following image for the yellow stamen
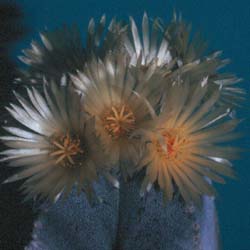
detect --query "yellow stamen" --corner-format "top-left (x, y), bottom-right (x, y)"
top-left (102, 105), bottom-right (136, 139)
top-left (50, 132), bottom-right (84, 167)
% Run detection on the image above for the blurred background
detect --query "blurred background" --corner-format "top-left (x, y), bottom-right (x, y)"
top-left (0, 0), bottom-right (249, 249)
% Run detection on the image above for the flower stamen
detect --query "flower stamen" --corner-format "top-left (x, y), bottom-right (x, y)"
top-left (103, 105), bottom-right (136, 139)
top-left (155, 129), bottom-right (188, 161)
top-left (50, 132), bottom-right (84, 167)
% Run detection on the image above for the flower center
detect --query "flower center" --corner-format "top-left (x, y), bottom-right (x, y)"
top-left (102, 105), bottom-right (136, 139)
top-left (155, 129), bottom-right (188, 161)
top-left (50, 132), bottom-right (84, 167)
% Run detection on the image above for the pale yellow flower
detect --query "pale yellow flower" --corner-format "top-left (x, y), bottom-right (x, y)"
top-left (138, 82), bottom-right (239, 205)
top-left (0, 82), bottom-right (111, 202)
top-left (71, 55), bottom-right (161, 178)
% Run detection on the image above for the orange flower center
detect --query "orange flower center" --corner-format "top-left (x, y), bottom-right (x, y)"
top-left (50, 132), bottom-right (84, 167)
top-left (102, 105), bottom-right (136, 139)
top-left (155, 129), bottom-right (188, 161)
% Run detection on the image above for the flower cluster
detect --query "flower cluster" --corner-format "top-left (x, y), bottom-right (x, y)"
top-left (1, 13), bottom-right (243, 205)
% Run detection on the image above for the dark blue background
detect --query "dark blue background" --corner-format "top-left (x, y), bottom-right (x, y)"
top-left (12, 0), bottom-right (250, 249)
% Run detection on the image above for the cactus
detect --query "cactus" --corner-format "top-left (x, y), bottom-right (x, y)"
top-left (25, 177), bottom-right (220, 250)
